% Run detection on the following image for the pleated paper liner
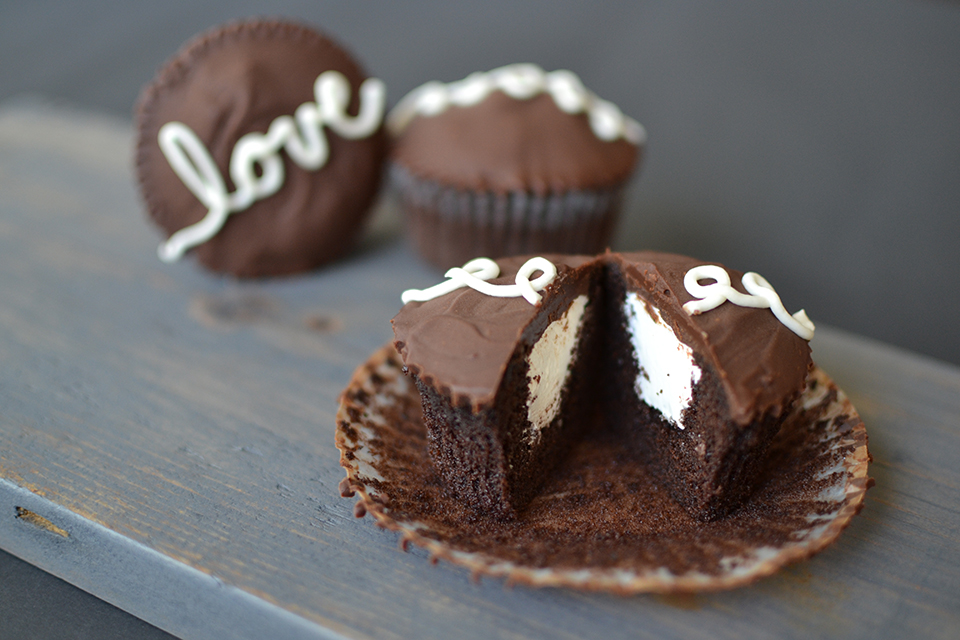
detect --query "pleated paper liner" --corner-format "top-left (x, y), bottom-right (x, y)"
top-left (335, 343), bottom-right (870, 593)
top-left (390, 165), bottom-right (623, 270)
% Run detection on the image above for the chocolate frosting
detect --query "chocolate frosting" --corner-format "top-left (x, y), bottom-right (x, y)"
top-left (135, 20), bottom-right (387, 277)
top-left (392, 251), bottom-right (812, 424)
top-left (391, 92), bottom-right (639, 195)
top-left (391, 255), bottom-right (594, 407)
top-left (611, 251), bottom-right (812, 424)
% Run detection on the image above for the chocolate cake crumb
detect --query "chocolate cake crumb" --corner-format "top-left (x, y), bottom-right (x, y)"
top-left (353, 501), bottom-right (367, 518)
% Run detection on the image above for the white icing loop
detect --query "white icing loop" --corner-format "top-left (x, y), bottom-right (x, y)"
top-left (400, 258), bottom-right (500, 305)
top-left (156, 71), bottom-right (386, 263)
top-left (545, 70), bottom-right (588, 113)
top-left (493, 63), bottom-right (546, 99)
top-left (387, 63), bottom-right (647, 146)
top-left (401, 257), bottom-right (558, 306)
top-left (682, 265), bottom-right (815, 340)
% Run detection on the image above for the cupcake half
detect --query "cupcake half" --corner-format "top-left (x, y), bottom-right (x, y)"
top-left (388, 64), bottom-right (645, 269)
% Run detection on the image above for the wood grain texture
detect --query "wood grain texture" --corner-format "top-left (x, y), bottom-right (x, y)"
top-left (0, 102), bottom-right (958, 640)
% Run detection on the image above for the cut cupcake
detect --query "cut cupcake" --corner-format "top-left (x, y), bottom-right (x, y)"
top-left (335, 345), bottom-right (869, 593)
top-left (391, 252), bottom-right (813, 521)
top-left (387, 64), bottom-right (645, 269)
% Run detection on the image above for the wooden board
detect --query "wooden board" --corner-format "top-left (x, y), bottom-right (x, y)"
top-left (1, 101), bottom-right (958, 640)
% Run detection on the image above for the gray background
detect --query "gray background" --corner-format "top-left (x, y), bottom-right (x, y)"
top-left (2, 0), bottom-right (959, 365)
top-left (3, 0), bottom-right (959, 366)
top-left (0, 2), bottom-right (957, 637)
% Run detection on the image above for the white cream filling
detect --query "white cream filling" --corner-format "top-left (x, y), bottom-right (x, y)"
top-left (525, 295), bottom-right (589, 443)
top-left (623, 292), bottom-right (702, 430)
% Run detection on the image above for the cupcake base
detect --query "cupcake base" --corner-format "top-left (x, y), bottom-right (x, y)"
top-left (335, 343), bottom-right (871, 593)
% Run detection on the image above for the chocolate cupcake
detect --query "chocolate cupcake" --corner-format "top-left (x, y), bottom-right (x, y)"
top-left (388, 64), bottom-right (645, 269)
top-left (135, 19), bottom-right (388, 277)
top-left (390, 252), bottom-right (814, 521)
top-left (336, 344), bottom-right (870, 592)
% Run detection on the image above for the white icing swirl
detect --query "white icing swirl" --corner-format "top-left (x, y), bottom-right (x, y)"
top-left (387, 63), bottom-right (646, 145)
top-left (156, 71), bottom-right (386, 263)
top-left (683, 265), bottom-right (815, 340)
top-left (401, 257), bottom-right (557, 306)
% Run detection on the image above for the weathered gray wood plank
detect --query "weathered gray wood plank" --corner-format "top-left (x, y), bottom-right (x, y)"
top-left (0, 102), bottom-right (958, 640)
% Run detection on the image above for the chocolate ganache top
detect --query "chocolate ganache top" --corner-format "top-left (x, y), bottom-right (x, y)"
top-left (392, 255), bottom-right (594, 408)
top-left (390, 91), bottom-right (639, 195)
top-left (391, 252), bottom-right (812, 422)
top-left (135, 19), bottom-right (387, 277)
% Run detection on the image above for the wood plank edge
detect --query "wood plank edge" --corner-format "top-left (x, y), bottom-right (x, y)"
top-left (0, 477), bottom-right (350, 640)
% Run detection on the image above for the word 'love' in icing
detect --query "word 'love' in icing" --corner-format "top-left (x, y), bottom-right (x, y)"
top-left (156, 70), bottom-right (386, 262)
top-left (387, 63), bottom-right (646, 145)
top-left (683, 265), bottom-right (815, 340)
top-left (401, 257), bottom-right (557, 306)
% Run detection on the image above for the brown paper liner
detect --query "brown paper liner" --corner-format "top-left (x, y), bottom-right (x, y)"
top-left (391, 165), bottom-right (624, 270)
top-left (335, 343), bottom-right (870, 593)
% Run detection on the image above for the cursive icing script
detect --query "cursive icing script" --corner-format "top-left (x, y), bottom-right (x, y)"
top-left (682, 265), bottom-right (815, 340)
top-left (156, 70), bottom-right (386, 262)
top-left (401, 257), bottom-right (558, 306)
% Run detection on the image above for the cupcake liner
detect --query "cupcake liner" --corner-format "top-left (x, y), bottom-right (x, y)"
top-left (336, 343), bottom-right (871, 593)
top-left (391, 164), bottom-right (623, 269)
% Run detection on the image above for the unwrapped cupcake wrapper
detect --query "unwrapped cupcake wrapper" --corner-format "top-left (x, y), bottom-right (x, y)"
top-left (391, 165), bottom-right (625, 269)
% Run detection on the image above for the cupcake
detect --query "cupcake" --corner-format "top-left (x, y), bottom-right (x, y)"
top-left (389, 252), bottom-right (814, 521)
top-left (387, 64), bottom-right (645, 269)
top-left (336, 256), bottom-right (868, 591)
top-left (135, 19), bottom-right (388, 277)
